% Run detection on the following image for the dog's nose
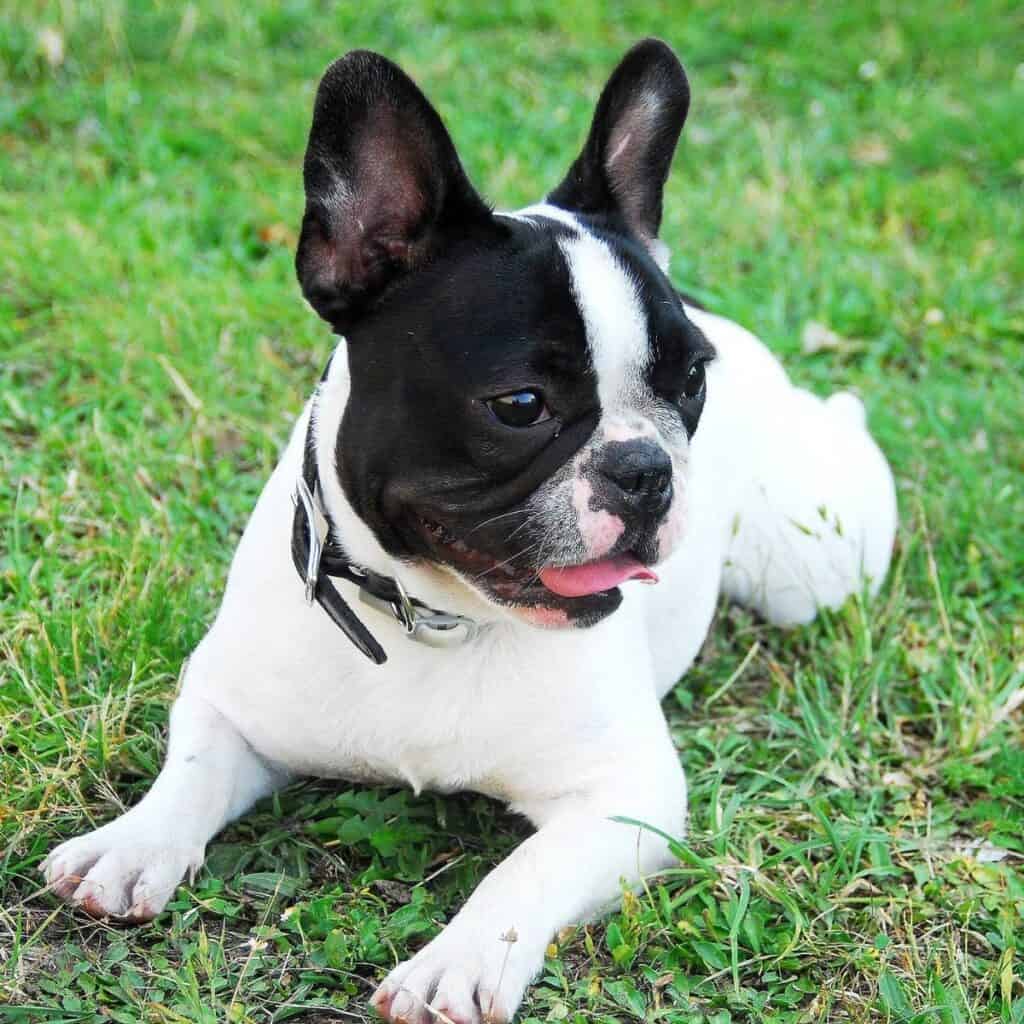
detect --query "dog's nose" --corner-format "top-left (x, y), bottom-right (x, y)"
top-left (598, 441), bottom-right (673, 518)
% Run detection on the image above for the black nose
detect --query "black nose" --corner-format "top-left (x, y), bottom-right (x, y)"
top-left (598, 441), bottom-right (673, 518)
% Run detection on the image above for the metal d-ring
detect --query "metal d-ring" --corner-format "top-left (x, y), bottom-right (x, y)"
top-left (295, 477), bottom-right (322, 605)
top-left (389, 576), bottom-right (418, 634)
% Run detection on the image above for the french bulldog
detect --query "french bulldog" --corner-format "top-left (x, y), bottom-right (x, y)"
top-left (42, 39), bottom-right (897, 1024)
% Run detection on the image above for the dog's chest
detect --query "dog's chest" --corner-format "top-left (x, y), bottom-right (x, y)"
top-left (194, 608), bottom-right (654, 801)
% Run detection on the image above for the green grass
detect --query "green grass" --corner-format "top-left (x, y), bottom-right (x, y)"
top-left (1, 1), bottom-right (1022, 1021)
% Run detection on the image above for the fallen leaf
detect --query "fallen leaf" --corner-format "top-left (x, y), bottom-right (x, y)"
top-left (802, 320), bottom-right (843, 354)
top-left (258, 222), bottom-right (296, 247)
top-left (882, 770), bottom-right (913, 788)
top-left (852, 136), bottom-right (891, 165)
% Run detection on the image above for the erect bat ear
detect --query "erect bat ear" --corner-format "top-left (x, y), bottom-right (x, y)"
top-left (548, 39), bottom-right (689, 259)
top-left (296, 50), bottom-right (498, 331)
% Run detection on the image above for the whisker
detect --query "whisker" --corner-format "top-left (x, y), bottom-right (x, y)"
top-left (517, 556), bottom-right (551, 594)
top-left (504, 513), bottom-right (541, 543)
top-left (515, 522), bottom-right (565, 594)
top-left (470, 541), bottom-right (543, 582)
top-left (462, 508), bottom-right (531, 539)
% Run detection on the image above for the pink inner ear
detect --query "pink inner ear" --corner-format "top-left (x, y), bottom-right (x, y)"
top-left (353, 129), bottom-right (429, 251)
top-left (312, 106), bottom-right (437, 297)
top-left (603, 92), bottom-right (667, 242)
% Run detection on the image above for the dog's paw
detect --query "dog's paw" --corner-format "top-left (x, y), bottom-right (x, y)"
top-left (371, 923), bottom-right (540, 1024)
top-left (41, 822), bottom-right (202, 922)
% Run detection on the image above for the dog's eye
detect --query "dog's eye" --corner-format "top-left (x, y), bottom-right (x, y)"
top-left (488, 390), bottom-right (550, 428)
top-left (682, 360), bottom-right (707, 400)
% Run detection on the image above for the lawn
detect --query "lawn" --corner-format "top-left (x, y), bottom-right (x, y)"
top-left (1, 1), bottom-right (1022, 1021)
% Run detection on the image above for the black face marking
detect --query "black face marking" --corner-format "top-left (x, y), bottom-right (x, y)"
top-left (337, 221), bottom-right (599, 545)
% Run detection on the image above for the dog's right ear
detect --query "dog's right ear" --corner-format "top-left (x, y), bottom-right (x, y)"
top-left (296, 51), bottom-right (496, 331)
top-left (548, 39), bottom-right (689, 263)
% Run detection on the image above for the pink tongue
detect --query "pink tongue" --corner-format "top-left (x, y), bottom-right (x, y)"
top-left (539, 556), bottom-right (659, 598)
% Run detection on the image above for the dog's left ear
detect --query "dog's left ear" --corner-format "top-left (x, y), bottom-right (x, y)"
top-left (296, 50), bottom-right (496, 330)
top-left (548, 39), bottom-right (689, 263)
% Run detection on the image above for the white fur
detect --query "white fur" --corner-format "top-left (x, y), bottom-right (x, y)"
top-left (498, 203), bottom-right (582, 231)
top-left (559, 232), bottom-right (648, 411)
top-left (44, 224), bottom-right (897, 1023)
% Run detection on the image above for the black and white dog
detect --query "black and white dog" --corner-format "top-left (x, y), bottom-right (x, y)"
top-left (44, 40), bottom-right (896, 1024)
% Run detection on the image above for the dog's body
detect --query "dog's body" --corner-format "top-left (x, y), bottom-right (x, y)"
top-left (44, 41), bottom-right (896, 1024)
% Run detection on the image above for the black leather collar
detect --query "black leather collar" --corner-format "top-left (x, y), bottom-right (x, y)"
top-left (290, 395), bottom-right (477, 665)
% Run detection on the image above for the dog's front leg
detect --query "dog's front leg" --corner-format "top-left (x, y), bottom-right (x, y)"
top-left (42, 690), bottom-right (290, 921)
top-left (372, 734), bottom-right (686, 1024)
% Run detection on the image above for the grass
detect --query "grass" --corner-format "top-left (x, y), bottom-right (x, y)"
top-left (1, 0), bottom-right (1022, 1021)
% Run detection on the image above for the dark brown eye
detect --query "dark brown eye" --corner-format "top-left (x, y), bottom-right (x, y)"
top-left (488, 390), bottom-right (550, 428)
top-left (683, 360), bottom-right (706, 400)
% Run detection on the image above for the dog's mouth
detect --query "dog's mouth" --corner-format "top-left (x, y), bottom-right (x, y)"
top-left (410, 512), bottom-right (657, 622)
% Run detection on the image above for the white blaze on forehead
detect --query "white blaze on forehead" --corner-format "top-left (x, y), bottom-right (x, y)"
top-left (602, 417), bottom-right (657, 443)
top-left (558, 232), bottom-right (649, 410)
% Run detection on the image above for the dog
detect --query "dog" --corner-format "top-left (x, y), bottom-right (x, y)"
top-left (42, 39), bottom-right (897, 1024)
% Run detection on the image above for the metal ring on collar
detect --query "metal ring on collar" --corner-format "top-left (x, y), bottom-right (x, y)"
top-left (389, 576), bottom-right (418, 633)
top-left (295, 477), bottom-right (322, 605)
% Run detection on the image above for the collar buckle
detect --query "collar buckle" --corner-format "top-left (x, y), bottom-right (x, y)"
top-left (409, 610), bottom-right (479, 648)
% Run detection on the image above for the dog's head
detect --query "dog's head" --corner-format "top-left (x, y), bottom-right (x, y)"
top-left (296, 40), bottom-right (714, 629)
